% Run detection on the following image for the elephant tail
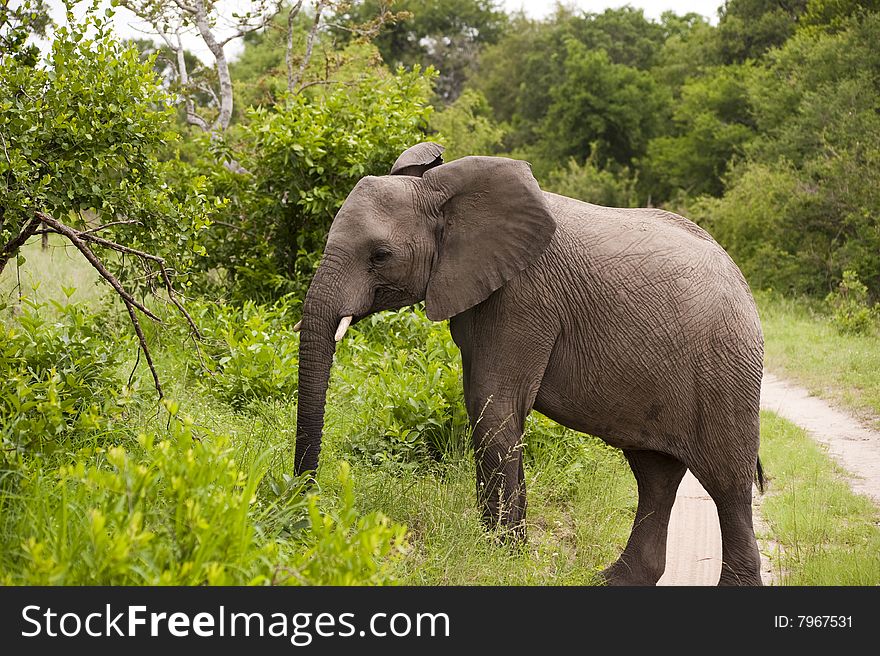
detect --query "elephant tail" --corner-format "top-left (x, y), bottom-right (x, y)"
top-left (755, 457), bottom-right (766, 494)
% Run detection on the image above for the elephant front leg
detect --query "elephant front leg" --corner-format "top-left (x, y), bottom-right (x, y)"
top-left (450, 304), bottom-right (556, 543)
top-left (472, 407), bottom-right (528, 539)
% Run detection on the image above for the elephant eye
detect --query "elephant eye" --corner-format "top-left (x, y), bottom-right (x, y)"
top-left (370, 248), bottom-right (392, 265)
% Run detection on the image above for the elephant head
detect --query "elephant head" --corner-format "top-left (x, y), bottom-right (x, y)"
top-left (293, 143), bottom-right (556, 474)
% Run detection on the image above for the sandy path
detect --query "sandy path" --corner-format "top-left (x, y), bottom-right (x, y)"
top-left (658, 371), bottom-right (880, 585)
top-left (760, 372), bottom-right (880, 505)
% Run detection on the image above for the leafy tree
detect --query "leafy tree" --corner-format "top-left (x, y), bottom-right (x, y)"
top-left (0, 0), bottom-right (52, 67)
top-left (0, 1), bottom-right (215, 395)
top-left (196, 64), bottom-right (435, 301)
top-left (539, 39), bottom-right (670, 169)
top-left (470, 14), bottom-right (564, 150)
top-left (653, 12), bottom-right (722, 92)
top-left (119, 0), bottom-right (284, 137)
top-left (344, 0), bottom-right (507, 102)
top-left (544, 152), bottom-right (639, 208)
top-left (800, 0), bottom-right (880, 31)
top-left (429, 89), bottom-right (505, 160)
top-left (695, 13), bottom-right (880, 297)
top-left (716, 0), bottom-right (810, 63)
top-left (567, 5), bottom-right (666, 70)
top-left (644, 65), bottom-right (754, 199)
top-left (473, 8), bottom-right (676, 160)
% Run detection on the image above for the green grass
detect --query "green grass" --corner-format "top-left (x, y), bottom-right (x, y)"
top-left (345, 432), bottom-right (635, 585)
top-left (0, 234), bottom-right (104, 312)
top-left (758, 411), bottom-right (880, 585)
top-left (758, 292), bottom-right (880, 428)
top-left (144, 332), bottom-right (638, 586)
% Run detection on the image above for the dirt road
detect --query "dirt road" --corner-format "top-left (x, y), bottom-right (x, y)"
top-left (657, 371), bottom-right (880, 585)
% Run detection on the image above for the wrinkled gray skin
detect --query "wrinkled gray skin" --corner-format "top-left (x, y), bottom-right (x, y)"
top-left (294, 143), bottom-right (764, 586)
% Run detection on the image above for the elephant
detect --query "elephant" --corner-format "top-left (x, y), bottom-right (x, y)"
top-left (293, 142), bottom-right (765, 586)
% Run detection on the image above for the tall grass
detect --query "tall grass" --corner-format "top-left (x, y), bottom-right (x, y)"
top-left (758, 411), bottom-right (880, 585)
top-left (0, 234), bottom-right (105, 313)
top-left (757, 292), bottom-right (880, 427)
top-left (3, 239), bottom-right (877, 585)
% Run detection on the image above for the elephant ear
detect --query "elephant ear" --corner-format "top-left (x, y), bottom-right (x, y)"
top-left (422, 156), bottom-right (556, 321)
top-left (390, 142), bottom-right (445, 177)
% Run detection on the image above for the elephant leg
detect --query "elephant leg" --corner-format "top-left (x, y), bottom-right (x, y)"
top-left (716, 491), bottom-right (762, 585)
top-left (688, 411), bottom-right (763, 586)
top-left (470, 399), bottom-right (529, 538)
top-left (451, 304), bottom-right (556, 541)
top-left (602, 449), bottom-right (686, 585)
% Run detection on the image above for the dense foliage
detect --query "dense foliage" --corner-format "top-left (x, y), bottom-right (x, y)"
top-left (462, 2), bottom-right (880, 300)
top-left (0, 3), bottom-right (213, 289)
top-left (199, 65), bottom-right (434, 301)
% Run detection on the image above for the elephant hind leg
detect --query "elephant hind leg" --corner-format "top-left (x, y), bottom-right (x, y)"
top-left (689, 473), bottom-right (762, 586)
top-left (687, 427), bottom-right (763, 586)
top-left (601, 449), bottom-right (686, 586)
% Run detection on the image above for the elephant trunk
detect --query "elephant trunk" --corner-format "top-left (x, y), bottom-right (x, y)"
top-left (294, 266), bottom-right (343, 476)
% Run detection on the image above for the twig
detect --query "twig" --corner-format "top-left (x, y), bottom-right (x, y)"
top-left (128, 343), bottom-right (142, 390)
top-left (295, 75), bottom-right (367, 95)
top-left (81, 220), bottom-right (143, 235)
top-left (28, 211), bottom-right (205, 399)
top-left (71, 231), bottom-right (202, 339)
top-left (212, 219), bottom-right (260, 238)
top-left (291, 0), bottom-right (327, 92)
top-left (159, 266), bottom-right (203, 340)
top-left (34, 213), bottom-right (161, 322)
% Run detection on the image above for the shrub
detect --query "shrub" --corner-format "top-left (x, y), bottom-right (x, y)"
top-left (196, 64), bottom-right (436, 302)
top-left (192, 297), bottom-right (301, 408)
top-left (544, 152), bottom-right (639, 207)
top-left (332, 307), bottom-right (469, 466)
top-left (1, 417), bottom-right (407, 585)
top-left (825, 270), bottom-right (878, 335)
top-left (0, 298), bottom-right (133, 456)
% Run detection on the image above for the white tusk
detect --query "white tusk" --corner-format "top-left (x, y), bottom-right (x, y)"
top-left (334, 315), bottom-right (353, 342)
top-left (293, 320), bottom-right (302, 332)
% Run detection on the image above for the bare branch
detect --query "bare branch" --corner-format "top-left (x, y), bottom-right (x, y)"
top-left (291, 0), bottom-right (327, 93)
top-left (157, 30), bottom-right (180, 52)
top-left (192, 79), bottom-right (220, 108)
top-left (286, 0), bottom-right (305, 91)
top-left (219, 11), bottom-right (277, 46)
top-left (188, 1), bottom-right (235, 132)
top-left (124, 300), bottom-right (163, 398)
top-left (159, 267), bottom-right (203, 340)
top-left (33, 212), bottom-right (162, 322)
top-left (171, 0), bottom-right (197, 14)
top-left (173, 30), bottom-right (212, 132)
top-left (81, 220), bottom-right (143, 235)
top-left (0, 216), bottom-right (41, 276)
top-left (26, 211), bottom-right (207, 397)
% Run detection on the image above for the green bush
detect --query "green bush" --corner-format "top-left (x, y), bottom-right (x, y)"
top-left (0, 3), bottom-right (214, 295)
top-left (430, 89), bottom-right (507, 160)
top-left (196, 64), bottom-right (436, 302)
top-left (333, 307), bottom-right (469, 466)
top-left (544, 151), bottom-right (639, 207)
top-left (825, 270), bottom-right (878, 335)
top-left (0, 298), bottom-right (133, 456)
top-left (1, 415), bottom-right (407, 585)
top-left (192, 297), bottom-right (301, 408)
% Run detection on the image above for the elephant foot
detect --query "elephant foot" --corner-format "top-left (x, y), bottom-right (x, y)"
top-left (600, 558), bottom-right (664, 586)
top-left (485, 519), bottom-right (527, 545)
top-left (718, 564), bottom-right (763, 586)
